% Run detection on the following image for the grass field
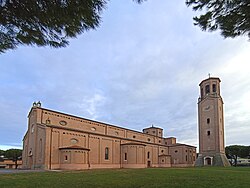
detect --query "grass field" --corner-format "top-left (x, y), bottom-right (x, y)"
top-left (0, 167), bottom-right (249, 188)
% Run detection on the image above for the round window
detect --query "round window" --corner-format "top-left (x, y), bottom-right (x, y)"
top-left (71, 138), bottom-right (78, 144)
top-left (59, 120), bottom-right (67, 126)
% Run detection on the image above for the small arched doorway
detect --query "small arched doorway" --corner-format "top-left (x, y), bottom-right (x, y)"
top-left (147, 161), bottom-right (151, 167)
top-left (204, 156), bottom-right (213, 166)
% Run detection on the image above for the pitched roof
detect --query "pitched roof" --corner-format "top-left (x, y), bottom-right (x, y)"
top-left (59, 145), bottom-right (90, 151)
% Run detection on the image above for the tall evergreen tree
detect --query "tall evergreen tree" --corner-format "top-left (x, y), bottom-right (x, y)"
top-left (0, 0), bottom-right (106, 53)
top-left (186, 0), bottom-right (250, 40)
top-left (0, 0), bottom-right (144, 53)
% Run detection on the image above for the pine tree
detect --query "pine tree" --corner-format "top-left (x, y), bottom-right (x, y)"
top-left (186, 0), bottom-right (250, 40)
top-left (0, 0), bottom-right (145, 53)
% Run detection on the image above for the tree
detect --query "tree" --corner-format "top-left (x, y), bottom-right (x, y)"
top-left (0, 0), bottom-right (145, 53)
top-left (4, 149), bottom-right (22, 169)
top-left (0, 149), bottom-right (5, 156)
top-left (225, 145), bottom-right (250, 166)
top-left (186, 0), bottom-right (250, 40)
top-left (0, 149), bottom-right (5, 162)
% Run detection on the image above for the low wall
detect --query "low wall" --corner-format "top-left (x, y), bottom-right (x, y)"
top-left (121, 164), bottom-right (147, 168)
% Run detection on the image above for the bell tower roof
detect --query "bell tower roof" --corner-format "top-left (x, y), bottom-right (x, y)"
top-left (199, 77), bottom-right (221, 86)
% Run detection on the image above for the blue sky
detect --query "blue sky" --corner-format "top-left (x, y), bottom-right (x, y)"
top-left (0, 1), bottom-right (250, 150)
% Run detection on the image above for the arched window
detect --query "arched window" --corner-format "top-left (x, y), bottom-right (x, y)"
top-left (31, 124), bottom-right (35, 133)
top-left (124, 153), bottom-right (127, 161)
top-left (39, 139), bottom-right (42, 159)
top-left (207, 118), bottom-right (210, 124)
top-left (147, 152), bottom-right (150, 159)
top-left (207, 131), bottom-right (211, 136)
top-left (212, 84), bottom-right (216, 92)
top-left (205, 85), bottom-right (210, 94)
top-left (201, 88), bottom-right (204, 98)
top-left (105, 147), bottom-right (109, 160)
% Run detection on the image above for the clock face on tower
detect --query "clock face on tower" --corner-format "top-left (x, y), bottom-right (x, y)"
top-left (202, 105), bottom-right (213, 111)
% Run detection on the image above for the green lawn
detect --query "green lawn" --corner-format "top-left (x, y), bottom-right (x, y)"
top-left (0, 167), bottom-right (249, 188)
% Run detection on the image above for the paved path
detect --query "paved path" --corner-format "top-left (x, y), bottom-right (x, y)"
top-left (0, 169), bottom-right (45, 174)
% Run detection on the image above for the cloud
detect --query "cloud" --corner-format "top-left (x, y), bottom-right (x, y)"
top-left (77, 93), bottom-right (107, 120)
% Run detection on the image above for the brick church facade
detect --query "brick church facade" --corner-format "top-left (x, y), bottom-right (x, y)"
top-left (22, 103), bottom-right (196, 170)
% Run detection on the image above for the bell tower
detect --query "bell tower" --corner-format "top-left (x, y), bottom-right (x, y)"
top-left (195, 77), bottom-right (230, 166)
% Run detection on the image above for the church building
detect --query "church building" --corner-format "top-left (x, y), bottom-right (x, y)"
top-left (22, 103), bottom-right (196, 170)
